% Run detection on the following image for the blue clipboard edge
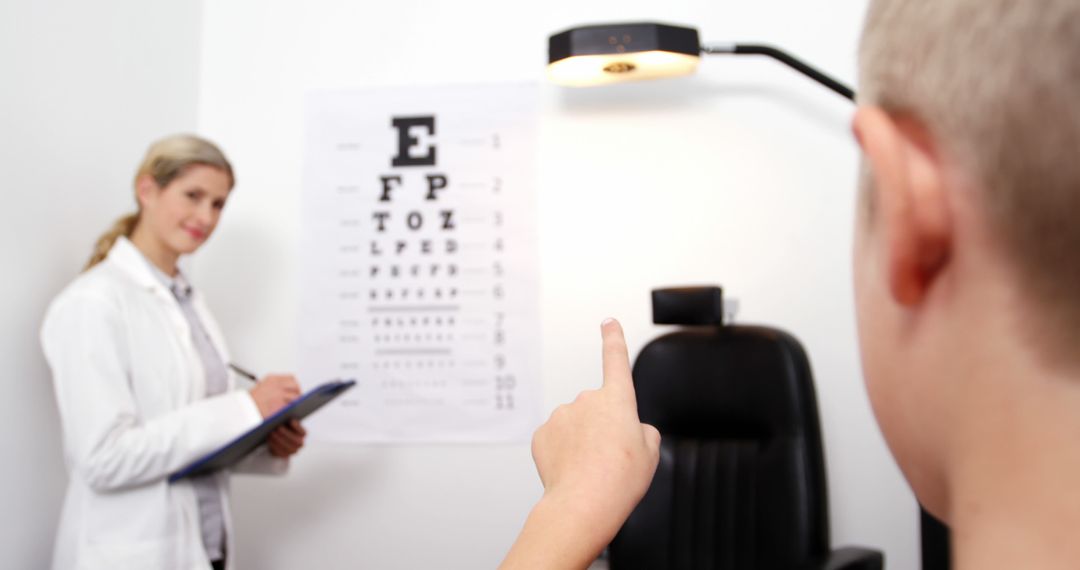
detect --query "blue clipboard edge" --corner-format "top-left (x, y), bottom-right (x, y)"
top-left (168, 379), bottom-right (356, 483)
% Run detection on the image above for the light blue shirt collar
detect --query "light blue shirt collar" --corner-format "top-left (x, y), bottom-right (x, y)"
top-left (137, 249), bottom-right (193, 301)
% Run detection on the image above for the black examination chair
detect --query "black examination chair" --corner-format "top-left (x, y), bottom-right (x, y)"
top-left (608, 286), bottom-right (884, 570)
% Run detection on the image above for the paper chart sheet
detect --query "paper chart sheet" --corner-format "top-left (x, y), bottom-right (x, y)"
top-left (300, 84), bottom-right (540, 442)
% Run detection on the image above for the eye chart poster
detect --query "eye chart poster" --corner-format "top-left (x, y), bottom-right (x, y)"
top-left (299, 84), bottom-right (540, 443)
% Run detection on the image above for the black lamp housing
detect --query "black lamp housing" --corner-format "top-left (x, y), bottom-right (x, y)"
top-left (549, 22), bottom-right (700, 62)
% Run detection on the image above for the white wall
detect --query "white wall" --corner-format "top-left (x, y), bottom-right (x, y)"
top-left (0, 1), bottom-right (204, 567)
top-left (196, 1), bottom-right (918, 569)
top-left (3, 0), bottom-right (918, 567)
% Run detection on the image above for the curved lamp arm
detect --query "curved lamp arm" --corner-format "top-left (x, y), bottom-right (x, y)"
top-left (703, 43), bottom-right (855, 101)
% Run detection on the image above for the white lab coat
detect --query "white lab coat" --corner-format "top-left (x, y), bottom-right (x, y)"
top-left (40, 237), bottom-right (286, 570)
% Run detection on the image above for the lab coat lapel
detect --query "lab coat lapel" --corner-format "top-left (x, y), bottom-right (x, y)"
top-left (106, 237), bottom-right (207, 403)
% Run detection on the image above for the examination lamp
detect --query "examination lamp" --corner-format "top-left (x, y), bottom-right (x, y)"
top-left (547, 22), bottom-right (855, 101)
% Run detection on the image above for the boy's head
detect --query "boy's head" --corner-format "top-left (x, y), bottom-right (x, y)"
top-left (851, 0), bottom-right (1080, 519)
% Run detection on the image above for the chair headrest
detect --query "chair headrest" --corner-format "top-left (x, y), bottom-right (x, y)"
top-left (652, 286), bottom-right (724, 325)
top-left (632, 325), bottom-right (820, 441)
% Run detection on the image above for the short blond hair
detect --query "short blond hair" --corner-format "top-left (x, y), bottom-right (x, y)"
top-left (859, 0), bottom-right (1080, 365)
top-left (84, 134), bottom-right (234, 270)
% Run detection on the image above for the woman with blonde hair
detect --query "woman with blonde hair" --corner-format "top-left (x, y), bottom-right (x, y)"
top-left (41, 134), bottom-right (306, 570)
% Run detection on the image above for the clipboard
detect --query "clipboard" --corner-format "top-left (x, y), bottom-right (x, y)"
top-left (168, 379), bottom-right (356, 482)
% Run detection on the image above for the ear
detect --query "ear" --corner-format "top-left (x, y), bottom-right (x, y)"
top-left (134, 174), bottom-right (159, 209)
top-left (853, 107), bottom-right (952, 307)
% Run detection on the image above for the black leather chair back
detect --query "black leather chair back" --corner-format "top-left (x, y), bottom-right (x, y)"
top-left (609, 287), bottom-right (832, 569)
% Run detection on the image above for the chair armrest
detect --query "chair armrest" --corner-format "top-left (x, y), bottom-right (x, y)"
top-left (821, 546), bottom-right (884, 570)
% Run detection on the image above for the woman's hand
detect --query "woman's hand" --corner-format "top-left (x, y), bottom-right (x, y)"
top-left (268, 419), bottom-right (307, 458)
top-left (249, 374), bottom-right (301, 418)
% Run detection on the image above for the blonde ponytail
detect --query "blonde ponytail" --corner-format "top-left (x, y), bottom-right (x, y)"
top-left (82, 134), bottom-right (234, 271)
top-left (84, 213), bottom-right (140, 271)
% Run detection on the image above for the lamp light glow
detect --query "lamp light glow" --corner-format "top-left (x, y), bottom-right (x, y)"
top-left (547, 50), bottom-right (700, 87)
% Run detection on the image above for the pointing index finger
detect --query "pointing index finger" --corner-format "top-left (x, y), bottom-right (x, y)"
top-left (601, 318), bottom-right (636, 399)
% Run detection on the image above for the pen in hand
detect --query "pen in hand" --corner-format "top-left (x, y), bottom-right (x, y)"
top-left (228, 362), bottom-right (258, 383)
top-left (234, 364), bottom-right (303, 418)
top-left (229, 364), bottom-right (306, 452)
